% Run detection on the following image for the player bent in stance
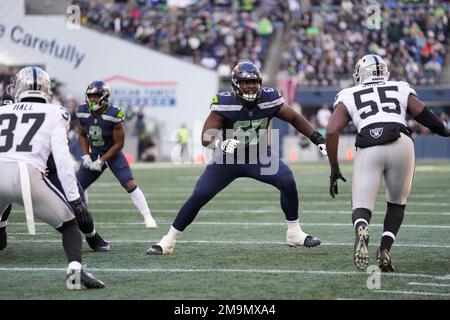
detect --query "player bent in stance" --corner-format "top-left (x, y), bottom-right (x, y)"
top-left (76, 81), bottom-right (157, 235)
top-left (0, 66), bottom-right (104, 288)
top-left (148, 62), bottom-right (326, 255)
top-left (326, 54), bottom-right (450, 272)
top-left (0, 155), bottom-right (110, 252)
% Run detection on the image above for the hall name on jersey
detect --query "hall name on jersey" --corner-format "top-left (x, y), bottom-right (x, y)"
top-left (13, 103), bottom-right (34, 111)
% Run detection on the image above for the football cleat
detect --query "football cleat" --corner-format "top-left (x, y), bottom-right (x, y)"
top-left (377, 248), bottom-right (395, 272)
top-left (146, 235), bottom-right (176, 255)
top-left (67, 268), bottom-right (105, 289)
top-left (86, 233), bottom-right (110, 252)
top-left (354, 225), bottom-right (370, 270)
top-left (302, 235), bottom-right (321, 248)
top-left (287, 228), bottom-right (321, 248)
top-left (0, 227), bottom-right (6, 251)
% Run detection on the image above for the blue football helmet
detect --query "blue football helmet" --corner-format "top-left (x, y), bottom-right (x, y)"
top-left (231, 62), bottom-right (262, 102)
top-left (86, 80), bottom-right (110, 112)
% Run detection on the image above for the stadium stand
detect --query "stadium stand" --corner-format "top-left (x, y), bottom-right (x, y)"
top-left (280, 0), bottom-right (450, 87)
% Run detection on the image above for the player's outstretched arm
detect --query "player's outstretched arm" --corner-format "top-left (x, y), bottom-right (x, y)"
top-left (326, 103), bottom-right (350, 198)
top-left (202, 111), bottom-right (224, 148)
top-left (407, 94), bottom-right (450, 137)
top-left (275, 105), bottom-right (326, 155)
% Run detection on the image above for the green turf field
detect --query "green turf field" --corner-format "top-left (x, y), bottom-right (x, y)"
top-left (1, 162), bottom-right (449, 300)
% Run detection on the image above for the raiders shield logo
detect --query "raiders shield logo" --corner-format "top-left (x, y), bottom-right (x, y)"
top-left (370, 127), bottom-right (383, 139)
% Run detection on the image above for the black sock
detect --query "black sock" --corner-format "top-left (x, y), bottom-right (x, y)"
top-left (352, 208), bottom-right (372, 230)
top-left (57, 219), bottom-right (82, 263)
top-left (380, 202), bottom-right (405, 252)
top-left (1, 204), bottom-right (12, 223)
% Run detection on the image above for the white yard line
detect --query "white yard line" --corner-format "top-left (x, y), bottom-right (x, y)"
top-left (407, 282), bottom-right (450, 287)
top-left (13, 209), bottom-right (450, 215)
top-left (6, 239), bottom-right (450, 249)
top-left (0, 267), bottom-right (446, 280)
top-left (79, 198), bottom-right (450, 207)
top-left (8, 221), bottom-right (450, 229)
top-left (374, 290), bottom-right (450, 297)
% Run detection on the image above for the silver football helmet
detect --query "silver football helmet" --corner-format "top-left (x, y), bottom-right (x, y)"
top-left (353, 54), bottom-right (390, 85)
top-left (11, 66), bottom-right (52, 103)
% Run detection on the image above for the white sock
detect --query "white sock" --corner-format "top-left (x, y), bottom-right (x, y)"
top-left (129, 187), bottom-right (151, 216)
top-left (287, 219), bottom-right (303, 232)
top-left (67, 261), bottom-right (82, 273)
top-left (167, 226), bottom-right (182, 240)
top-left (0, 221), bottom-right (7, 228)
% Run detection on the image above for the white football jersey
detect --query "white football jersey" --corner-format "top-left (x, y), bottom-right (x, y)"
top-left (0, 102), bottom-right (79, 201)
top-left (333, 81), bottom-right (417, 132)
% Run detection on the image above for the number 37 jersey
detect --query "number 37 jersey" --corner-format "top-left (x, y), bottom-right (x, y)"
top-left (333, 81), bottom-right (417, 133)
top-left (0, 102), bottom-right (72, 173)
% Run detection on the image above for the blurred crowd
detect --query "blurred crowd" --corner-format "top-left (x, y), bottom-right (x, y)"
top-left (281, 0), bottom-right (450, 86)
top-left (74, 0), bottom-right (449, 87)
top-left (74, 0), bottom-right (287, 79)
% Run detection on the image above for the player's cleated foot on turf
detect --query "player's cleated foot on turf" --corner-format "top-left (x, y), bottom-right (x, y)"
top-left (86, 233), bottom-right (110, 252)
top-left (146, 235), bottom-right (176, 255)
top-left (377, 248), bottom-right (395, 272)
top-left (354, 225), bottom-right (370, 270)
top-left (287, 227), bottom-right (321, 248)
top-left (0, 227), bottom-right (7, 251)
top-left (66, 262), bottom-right (105, 289)
top-left (80, 269), bottom-right (105, 289)
top-left (302, 235), bottom-right (321, 248)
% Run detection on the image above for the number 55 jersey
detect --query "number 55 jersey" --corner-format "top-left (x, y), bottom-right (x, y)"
top-left (333, 80), bottom-right (417, 133)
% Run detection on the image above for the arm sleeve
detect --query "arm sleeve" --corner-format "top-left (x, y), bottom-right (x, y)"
top-left (50, 111), bottom-right (80, 202)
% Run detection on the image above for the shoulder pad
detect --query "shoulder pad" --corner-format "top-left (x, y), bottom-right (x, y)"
top-left (258, 87), bottom-right (284, 109)
top-left (210, 91), bottom-right (241, 112)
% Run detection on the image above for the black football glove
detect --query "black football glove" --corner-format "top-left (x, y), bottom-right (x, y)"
top-left (330, 163), bottom-right (347, 198)
top-left (309, 131), bottom-right (327, 156)
top-left (69, 199), bottom-right (93, 224)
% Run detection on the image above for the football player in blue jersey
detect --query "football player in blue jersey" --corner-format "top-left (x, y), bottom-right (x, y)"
top-left (76, 81), bottom-right (158, 240)
top-left (147, 62), bottom-right (327, 255)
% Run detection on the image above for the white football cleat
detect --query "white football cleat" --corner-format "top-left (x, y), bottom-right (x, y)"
top-left (146, 235), bottom-right (176, 255)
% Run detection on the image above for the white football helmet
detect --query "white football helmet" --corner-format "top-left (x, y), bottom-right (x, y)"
top-left (353, 54), bottom-right (390, 86)
top-left (11, 66), bottom-right (52, 103)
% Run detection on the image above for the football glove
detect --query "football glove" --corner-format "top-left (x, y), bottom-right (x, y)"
top-left (329, 163), bottom-right (347, 198)
top-left (90, 155), bottom-right (103, 172)
top-left (216, 139), bottom-right (240, 154)
top-left (69, 198), bottom-right (93, 224)
top-left (309, 131), bottom-right (327, 156)
top-left (81, 155), bottom-right (92, 169)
